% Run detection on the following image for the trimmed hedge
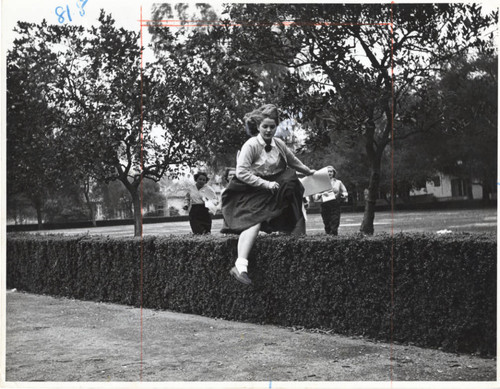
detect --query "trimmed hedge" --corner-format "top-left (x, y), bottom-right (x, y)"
top-left (6, 232), bottom-right (496, 356)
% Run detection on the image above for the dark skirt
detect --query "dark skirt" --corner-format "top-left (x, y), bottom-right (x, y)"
top-left (220, 168), bottom-right (305, 234)
top-left (320, 199), bottom-right (341, 235)
top-left (189, 204), bottom-right (212, 234)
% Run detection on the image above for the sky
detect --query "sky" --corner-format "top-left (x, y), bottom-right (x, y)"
top-left (3, 0), bottom-right (155, 38)
top-left (2, 0), bottom-right (498, 50)
top-left (1, 0), bottom-right (227, 51)
top-left (2, 0), bottom-right (155, 52)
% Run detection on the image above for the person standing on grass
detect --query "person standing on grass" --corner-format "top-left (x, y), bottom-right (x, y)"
top-left (221, 104), bottom-right (316, 285)
top-left (183, 171), bottom-right (217, 234)
top-left (312, 166), bottom-right (348, 235)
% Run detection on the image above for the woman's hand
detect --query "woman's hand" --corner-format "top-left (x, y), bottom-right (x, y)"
top-left (268, 181), bottom-right (280, 192)
top-left (307, 169), bottom-right (316, 176)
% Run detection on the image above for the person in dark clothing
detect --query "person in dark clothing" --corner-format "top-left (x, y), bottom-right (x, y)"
top-left (312, 166), bottom-right (348, 235)
top-left (183, 172), bottom-right (217, 234)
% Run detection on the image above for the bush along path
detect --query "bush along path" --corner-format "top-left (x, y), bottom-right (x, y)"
top-left (6, 232), bottom-right (497, 356)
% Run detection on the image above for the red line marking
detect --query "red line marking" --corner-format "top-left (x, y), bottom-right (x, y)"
top-left (139, 5), bottom-right (144, 382)
top-left (138, 4), bottom-right (397, 383)
top-left (139, 19), bottom-right (391, 27)
top-left (390, 2), bottom-right (395, 385)
top-left (142, 24), bottom-right (393, 29)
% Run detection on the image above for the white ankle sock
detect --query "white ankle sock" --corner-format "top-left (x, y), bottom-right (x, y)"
top-left (235, 257), bottom-right (248, 274)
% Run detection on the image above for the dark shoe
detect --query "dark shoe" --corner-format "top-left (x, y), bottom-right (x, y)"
top-left (230, 266), bottom-right (252, 285)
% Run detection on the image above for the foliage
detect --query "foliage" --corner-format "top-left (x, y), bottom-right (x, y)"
top-left (148, 3), bottom-right (314, 169)
top-left (8, 5), bottom-right (497, 233)
top-left (94, 179), bottom-right (164, 220)
top-left (7, 22), bottom-right (63, 226)
top-left (431, 54), bottom-right (497, 199)
top-left (392, 53), bottom-right (497, 200)
top-left (8, 11), bottom-right (255, 235)
top-left (95, 180), bottom-right (133, 220)
top-left (183, 3), bottom-right (497, 233)
top-left (42, 179), bottom-right (89, 223)
top-left (7, 193), bottom-right (37, 225)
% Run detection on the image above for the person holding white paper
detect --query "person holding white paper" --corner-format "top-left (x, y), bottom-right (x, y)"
top-left (299, 167), bottom-right (332, 197)
top-left (221, 104), bottom-right (315, 285)
top-left (183, 171), bottom-right (217, 234)
top-left (312, 166), bottom-right (348, 235)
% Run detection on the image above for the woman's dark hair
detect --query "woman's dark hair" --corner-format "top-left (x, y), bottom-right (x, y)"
top-left (193, 171), bottom-right (209, 182)
top-left (243, 104), bottom-right (280, 136)
top-left (224, 167), bottom-right (236, 182)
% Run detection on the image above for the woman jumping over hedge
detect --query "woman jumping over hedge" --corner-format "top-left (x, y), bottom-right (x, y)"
top-left (221, 104), bottom-right (316, 285)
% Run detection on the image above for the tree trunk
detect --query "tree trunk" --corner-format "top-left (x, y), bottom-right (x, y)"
top-left (359, 120), bottom-right (383, 235)
top-left (120, 177), bottom-right (143, 237)
top-left (481, 179), bottom-right (492, 203)
top-left (36, 206), bottom-right (43, 230)
top-left (82, 178), bottom-right (97, 227)
top-left (32, 196), bottom-right (43, 230)
top-left (131, 188), bottom-right (143, 237)
top-left (360, 167), bottom-right (381, 235)
top-left (83, 190), bottom-right (97, 227)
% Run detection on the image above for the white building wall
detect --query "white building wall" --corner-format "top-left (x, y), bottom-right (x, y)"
top-left (472, 183), bottom-right (483, 199)
top-left (427, 173), bottom-right (453, 198)
top-left (410, 173), bottom-right (451, 197)
top-left (410, 172), bottom-right (483, 200)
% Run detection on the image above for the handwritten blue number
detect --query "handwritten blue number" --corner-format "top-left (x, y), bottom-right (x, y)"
top-left (55, 5), bottom-right (72, 23)
top-left (77, 0), bottom-right (88, 16)
top-left (66, 5), bottom-right (72, 21)
top-left (55, 6), bottom-right (65, 23)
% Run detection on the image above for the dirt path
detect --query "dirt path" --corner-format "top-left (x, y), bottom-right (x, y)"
top-left (5, 291), bottom-right (496, 383)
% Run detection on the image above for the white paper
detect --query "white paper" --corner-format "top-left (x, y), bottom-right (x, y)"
top-left (299, 167), bottom-right (332, 197)
top-left (321, 191), bottom-right (336, 202)
top-left (204, 199), bottom-right (219, 215)
top-left (202, 186), bottom-right (219, 215)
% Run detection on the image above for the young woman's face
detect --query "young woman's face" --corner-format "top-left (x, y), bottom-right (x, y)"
top-left (195, 175), bottom-right (207, 189)
top-left (328, 168), bottom-right (335, 179)
top-left (258, 118), bottom-right (277, 143)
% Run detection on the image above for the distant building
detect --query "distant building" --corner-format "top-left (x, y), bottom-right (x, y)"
top-left (410, 172), bottom-right (495, 201)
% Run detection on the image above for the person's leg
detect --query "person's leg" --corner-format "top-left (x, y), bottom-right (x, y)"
top-left (320, 204), bottom-right (331, 234)
top-left (325, 201), bottom-right (338, 235)
top-left (201, 210), bottom-right (212, 234)
top-left (237, 223), bottom-right (261, 262)
top-left (189, 212), bottom-right (202, 234)
top-left (231, 223), bottom-right (261, 285)
top-left (331, 200), bottom-right (341, 236)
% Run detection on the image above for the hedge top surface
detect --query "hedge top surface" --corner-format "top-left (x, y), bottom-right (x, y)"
top-left (7, 231), bottom-right (496, 243)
